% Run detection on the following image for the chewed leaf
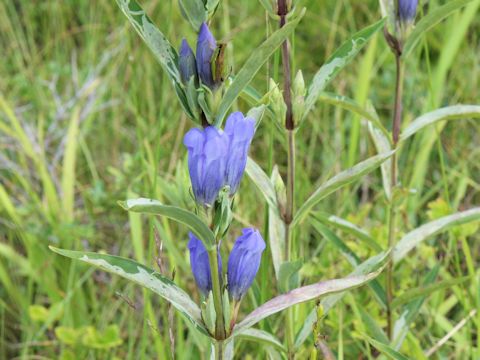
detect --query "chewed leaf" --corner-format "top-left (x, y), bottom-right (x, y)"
top-left (49, 247), bottom-right (208, 335)
top-left (233, 268), bottom-right (383, 334)
top-left (214, 9), bottom-right (305, 126)
top-left (119, 198), bottom-right (216, 250)
top-left (116, 0), bottom-right (180, 84)
top-left (393, 207), bottom-right (480, 263)
top-left (303, 18), bottom-right (384, 119)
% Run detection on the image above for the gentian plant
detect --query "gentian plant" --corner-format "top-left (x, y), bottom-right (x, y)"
top-left (50, 0), bottom-right (480, 358)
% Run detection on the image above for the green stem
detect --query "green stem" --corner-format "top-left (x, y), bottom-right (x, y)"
top-left (386, 53), bottom-right (404, 340)
top-left (213, 340), bottom-right (224, 360)
top-left (208, 247), bottom-right (226, 340)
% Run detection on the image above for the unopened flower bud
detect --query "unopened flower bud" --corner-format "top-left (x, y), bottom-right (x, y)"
top-left (269, 78), bottom-right (287, 126)
top-left (196, 23), bottom-right (217, 89)
top-left (398, 0), bottom-right (418, 24)
top-left (292, 70), bottom-right (306, 126)
top-left (179, 39), bottom-right (198, 84)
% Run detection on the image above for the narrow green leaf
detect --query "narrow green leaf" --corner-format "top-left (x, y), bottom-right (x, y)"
top-left (391, 276), bottom-right (470, 309)
top-left (303, 18), bottom-right (385, 119)
top-left (294, 251), bottom-right (389, 348)
top-left (234, 268), bottom-right (383, 334)
top-left (358, 306), bottom-right (389, 345)
top-left (119, 198), bottom-right (216, 249)
top-left (402, 0), bottom-right (474, 58)
top-left (366, 103), bottom-right (393, 200)
top-left (313, 212), bottom-right (382, 252)
top-left (293, 151), bottom-right (395, 227)
top-left (236, 328), bottom-right (285, 351)
top-left (214, 9), bottom-right (305, 126)
top-left (311, 220), bottom-right (386, 305)
top-left (61, 107), bottom-right (80, 222)
top-left (392, 266), bottom-right (439, 349)
top-left (399, 105), bottom-right (480, 142)
top-left (49, 247), bottom-right (208, 335)
top-left (318, 92), bottom-right (390, 139)
top-left (116, 0), bottom-right (181, 84)
top-left (361, 334), bottom-right (410, 360)
top-left (393, 207), bottom-right (480, 263)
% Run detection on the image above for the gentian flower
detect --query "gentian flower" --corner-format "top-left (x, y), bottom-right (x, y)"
top-left (398, 0), bottom-right (418, 23)
top-left (179, 38), bottom-right (198, 84)
top-left (227, 228), bottom-right (266, 301)
top-left (196, 22), bottom-right (217, 89)
top-left (224, 112), bottom-right (255, 195)
top-left (188, 233), bottom-right (222, 296)
top-left (183, 126), bottom-right (229, 206)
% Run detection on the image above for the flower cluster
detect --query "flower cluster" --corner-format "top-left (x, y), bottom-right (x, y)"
top-left (179, 22), bottom-right (220, 90)
top-left (183, 111), bottom-right (255, 206)
top-left (188, 228), bottom-right (265, 300)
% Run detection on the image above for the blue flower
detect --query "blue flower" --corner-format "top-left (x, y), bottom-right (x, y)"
top-left (224, 112), bottom-right (255, 195)
top-left (227, 228), bottom-right (266, 301)
top-left (184, 126), bottom-right (229, 206)
top-left (188, 233), bottom-right (222, 296)
top-left (196, 22), bottom-right (217, 89)
top-left (179, 38), bottom-right (198, 84)
top-left (398, 0), bottom-right (418, 23)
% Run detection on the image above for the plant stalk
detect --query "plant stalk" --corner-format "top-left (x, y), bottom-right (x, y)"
top-left (386, 52), bottom-right (404, 340)
top-left (208, 247), bottom-right (226, 340)
top-left (213, 340), bottom-right (224, 360)
top-left (277, 1), bottom-right (296, 356)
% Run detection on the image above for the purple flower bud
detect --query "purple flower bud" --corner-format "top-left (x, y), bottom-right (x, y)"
top-left (179, 38), bottom-right (198, 84)
top-left (224, 112), bottom-right (255, 195)
top-left (183, 126), bottom-right (229, 206)
top-left (188, 233), bottom-right (222, 296)
top-left (398, 0), bottom-right (418, 23)
top-left (196, 22), bottom-right (216, 89)
top-left (227, 228), bottom-right (266, 301)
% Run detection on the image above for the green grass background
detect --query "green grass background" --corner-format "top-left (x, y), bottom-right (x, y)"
top-left (0, 0), bottom-right (479, 358)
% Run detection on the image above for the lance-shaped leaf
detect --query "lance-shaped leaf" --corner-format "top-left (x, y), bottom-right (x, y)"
top-left (116, 0), bottom-right (181, 84)
top-left (361, 334), bottom-right (410, 360)
top-left (311, 220), bottom-right (386, 305)
top-left (402, 0), bottom-right (474, 58)
top-left (399, 105), bottom-right (480, 142)
top-left (303, 18), bottom-right (385, 119)
top-left (214, 9), bottom-right (305, 126)
top-left (366, 103), bottom-right (393, 200)
top-left (393, 207), bottom-right (480, 263)
top-left (294, 251), bottom-right (389, 348)
top-left (233, 268), bottom-right (383, 334)
top-left (292, 151), bottom-right (395, 227)
top-left (236, 328), bottom-right (285, 352)
top-left (49, 247), bottom-right (208, 335)
top-left (313, 212), bottom-right (382, 252)
top-left (119, 198), bottom-right (216, 250)
top-left (317, 92), bottom-right (390, 139)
